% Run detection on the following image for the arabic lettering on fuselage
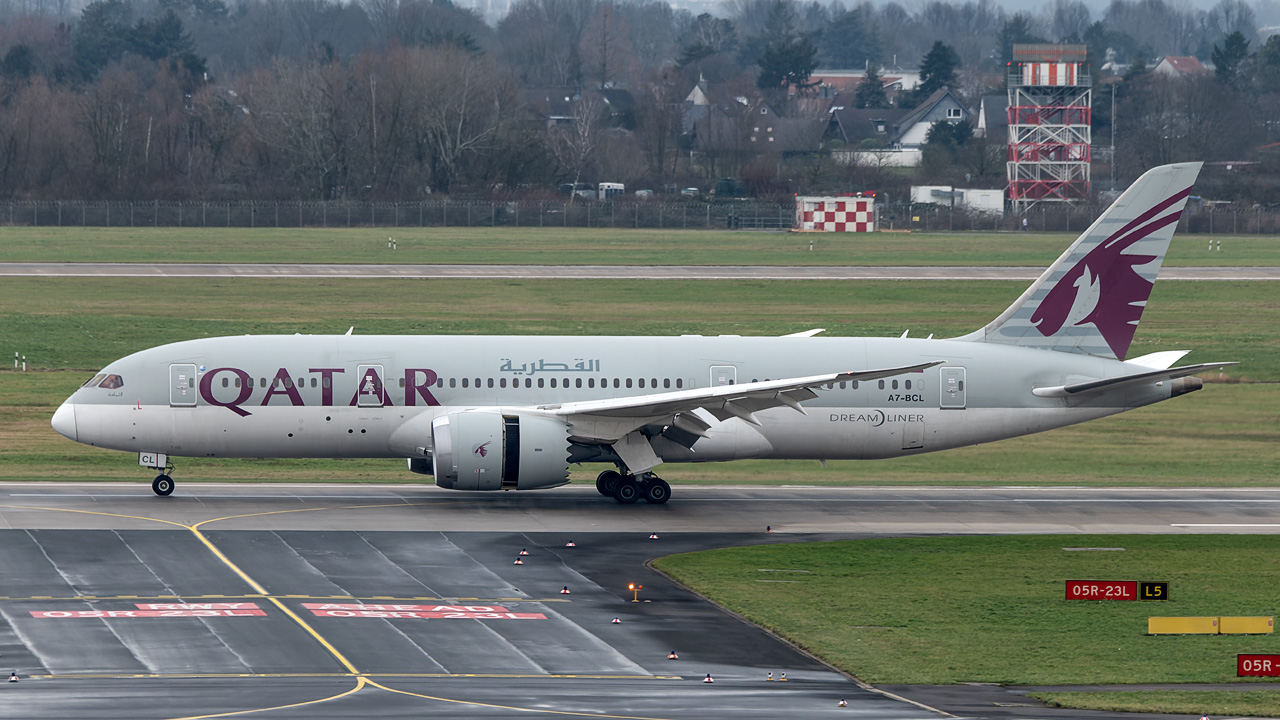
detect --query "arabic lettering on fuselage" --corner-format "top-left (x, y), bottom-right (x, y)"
top-left (499, 359), bottom-right (600, 376)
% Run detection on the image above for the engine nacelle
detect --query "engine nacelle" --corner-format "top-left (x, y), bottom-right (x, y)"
top-left (431, 411), bottom-right (570, 491)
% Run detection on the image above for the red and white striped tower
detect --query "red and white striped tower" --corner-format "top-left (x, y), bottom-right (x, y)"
top-left (1007, 44), bottom-right (1092, 212)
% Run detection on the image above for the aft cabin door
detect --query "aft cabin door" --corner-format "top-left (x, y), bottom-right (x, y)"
top-left (170, 364), bottom-right (197, 407)
top-left (940, 366), bottom-right (966, 409)
top-left (710, 365), bottom-right (737, 387)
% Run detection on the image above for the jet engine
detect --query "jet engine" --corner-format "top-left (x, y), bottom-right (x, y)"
top-left (429, 412), bottom-right (571, 491)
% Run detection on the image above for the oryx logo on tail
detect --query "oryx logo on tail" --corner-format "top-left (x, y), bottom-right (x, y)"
top-left (1031, 187), bottom-right (1192, 359)
top-left (955, 162), bottom-right (1201, 359)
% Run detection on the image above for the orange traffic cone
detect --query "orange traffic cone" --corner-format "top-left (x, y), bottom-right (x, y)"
top-left (519, 548), bottom-right (529, 556)
top-left (766, 672), bottom-right (773, 681)
top-left (560, 586), bottom-right (571, 594)
top-left (667, 651), bottom-right (678, 660)
top-left (703, 673), bottom-right (714, 683)
top-left (779, 672), bottom-right (787, 682)
top-left (513, 557), bottom-right (523, 565)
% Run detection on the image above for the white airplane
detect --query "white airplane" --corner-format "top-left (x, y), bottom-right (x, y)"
top-left (52, 163), bottom-right (1232, 504)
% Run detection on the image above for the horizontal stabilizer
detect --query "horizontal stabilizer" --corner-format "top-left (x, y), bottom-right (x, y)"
top-left (1031, 362), bottom-right (1236, 398)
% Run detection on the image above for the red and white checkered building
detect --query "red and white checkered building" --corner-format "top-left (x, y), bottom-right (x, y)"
top-left (794, 196), bottom-right (875, 232)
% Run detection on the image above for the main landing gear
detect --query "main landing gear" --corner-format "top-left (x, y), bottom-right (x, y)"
top-left (596, 470), bottom-right (671, 505)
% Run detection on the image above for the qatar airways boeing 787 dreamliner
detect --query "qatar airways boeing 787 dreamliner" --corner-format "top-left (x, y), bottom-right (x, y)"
top-left (52, 162), bottom-right (1231, 504)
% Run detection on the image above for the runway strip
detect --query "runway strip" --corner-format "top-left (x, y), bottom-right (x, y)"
top-left (1, 262), bottom-right (1277, 280)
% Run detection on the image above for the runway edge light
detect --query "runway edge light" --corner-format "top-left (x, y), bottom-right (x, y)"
top-left (668, 651), bottom-right (678, 660)
top-left (560, 586), bottom-right (571, 594)
top-left (703, 673), bottom-right (714, 683)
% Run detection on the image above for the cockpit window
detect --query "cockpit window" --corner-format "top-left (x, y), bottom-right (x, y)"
top-left (98, 374), bottom-right (124, 389)
top-left (82, 374), bottom-right (106, 388)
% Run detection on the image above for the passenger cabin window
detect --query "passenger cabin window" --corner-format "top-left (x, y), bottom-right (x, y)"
top-left (98, 374), bottom-right (124, 389)
top-left (550, 379), bottom-right (557, 388)
top-left (676, 379), bottom-right (683, 388)
top-left (488, 379), bottom-right (494, 389)
top-left (538, 379), bottom-right (545, 388)
top-left (878, 380), bottom-right (885, 389)
top-left (462, 378), bottom-right (469, 388)
top-left (664, 379), bottom-right (671, 389)
top-left (891, 380), bottom-right (898, 390)
top-left (575, 379), bottom-right (582, 388)
top-left (905, 380), bottom-right (912, 390)
top-left (500, 378), bottom-right (507, 388)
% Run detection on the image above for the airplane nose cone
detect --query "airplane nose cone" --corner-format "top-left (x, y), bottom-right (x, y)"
top-left (51, 402), bottom-right (77, 442)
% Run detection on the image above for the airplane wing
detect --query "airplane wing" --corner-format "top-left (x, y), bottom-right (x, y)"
top-left (539, 361), bottom-right (943, 441)
top-left (1031, 362), bottom-right (1236, 398)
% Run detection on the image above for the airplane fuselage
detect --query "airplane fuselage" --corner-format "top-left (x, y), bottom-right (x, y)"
top-left (58, 333), bottom-right (1182, 466)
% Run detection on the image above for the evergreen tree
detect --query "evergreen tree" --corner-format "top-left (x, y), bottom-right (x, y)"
top-left (917, 41), bottom-right (960, 97)
top-left (853, 63), bottom-right (889, 108)
top-left (1212, 30), bottom-right (1251, 86)
top-left (997, 14), bottom-right (1043, 65)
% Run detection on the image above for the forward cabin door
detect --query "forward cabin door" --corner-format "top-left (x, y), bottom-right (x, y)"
top-left (169, 364), bottom-right (197, 407)
top-left (940, 366), bottom-right (966, 409)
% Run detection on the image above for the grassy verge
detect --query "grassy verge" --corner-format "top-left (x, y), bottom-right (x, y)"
top-left (1032, 690), bottom-right (1280, 717)
top-left (0, 226), bottom-right (1276, 266)
top-left (652, 536), bottom-right (1280, 696)
top-left (1, 278), bottom-right (1274, 378)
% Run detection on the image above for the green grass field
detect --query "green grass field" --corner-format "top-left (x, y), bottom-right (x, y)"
top-left (1032, 690), bottom-right (1280, 717)
top-left (653, 536), bottom-right (1280, 715)
top-left (1, 226), bottom-right (1278, 266)
top-left (1, 276), bottom-right (1275, 485)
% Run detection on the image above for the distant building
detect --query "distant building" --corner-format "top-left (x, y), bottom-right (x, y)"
top-left (975, 95), bottom-right (1008, 139)
top-left (1153, 56), bottom-right (1210, 78)
top-left (808, 68), bottom-right (922, 100)
top-left (825, 87), bottom-right (967, 167)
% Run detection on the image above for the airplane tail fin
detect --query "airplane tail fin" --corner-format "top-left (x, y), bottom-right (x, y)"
top-left (956, 162), bottom-right (1202, 360)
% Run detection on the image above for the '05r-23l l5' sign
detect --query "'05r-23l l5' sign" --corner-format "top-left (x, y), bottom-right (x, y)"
top-left (1065, 580), bottom-right (1169, 601)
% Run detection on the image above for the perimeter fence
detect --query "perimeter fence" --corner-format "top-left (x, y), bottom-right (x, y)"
top-left (2, 199), bottom-right (1277, 234)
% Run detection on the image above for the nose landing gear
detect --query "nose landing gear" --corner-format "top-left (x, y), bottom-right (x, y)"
top-left (143, 454), bottom-right (176, 496)
top-left (152, 474), bottom-right (174, 496)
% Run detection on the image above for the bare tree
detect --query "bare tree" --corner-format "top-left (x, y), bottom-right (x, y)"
top-left (414, 47), bottom-right (508, 193)
top-left (547, 91), bottom-right (605, 200)
top-left (249, 56), bottom-right (362, 198)
top-left (580, 2), bottom-right (634, 89)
